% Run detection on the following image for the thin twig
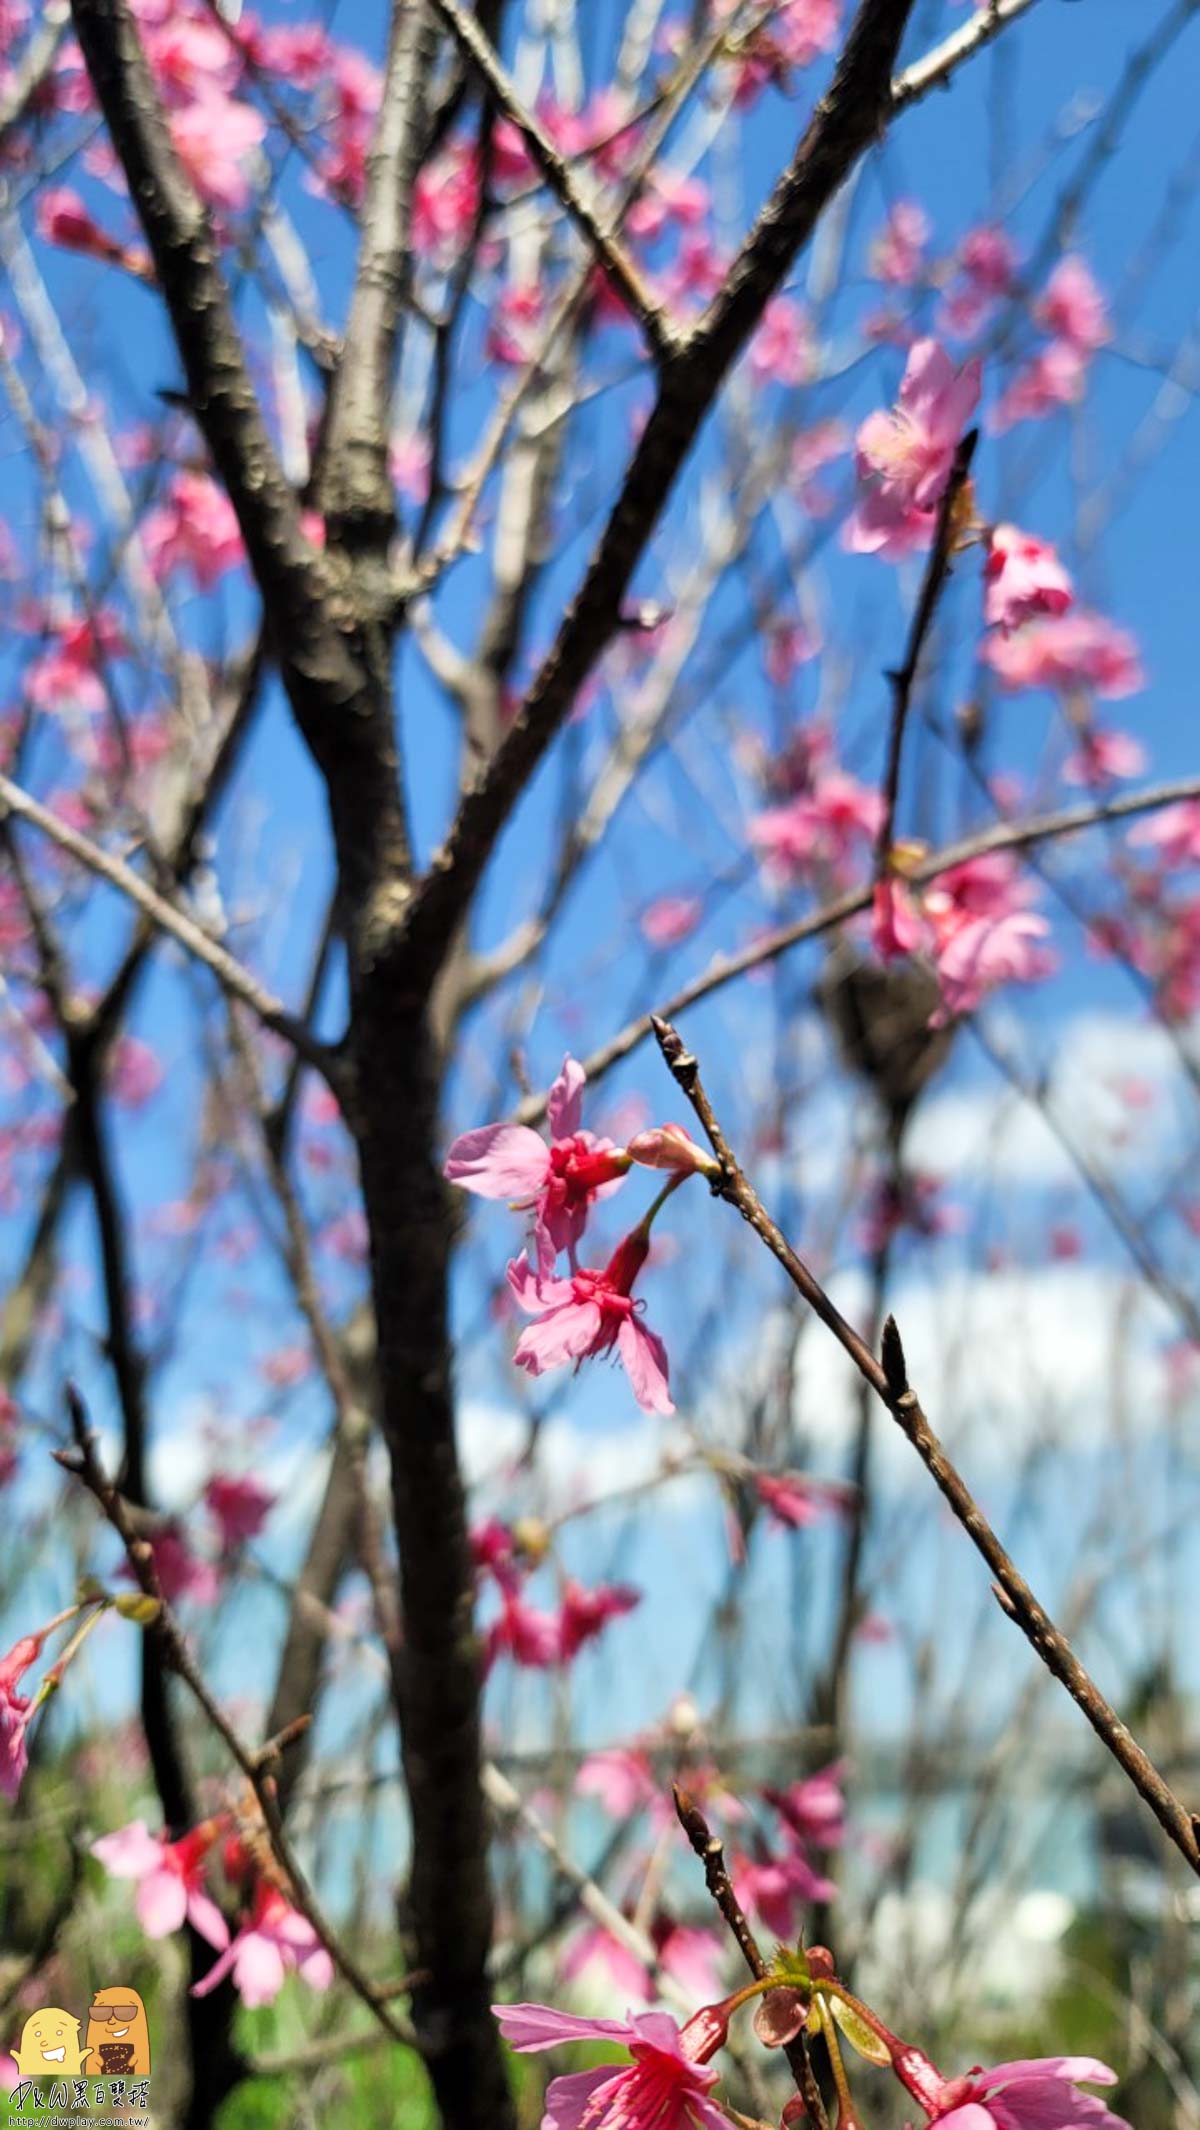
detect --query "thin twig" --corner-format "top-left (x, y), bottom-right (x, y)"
top-left (652, 1019), bottom-right (1200, 1880)
top-left (428, 0), bottom-right (677, 361)
top-left (0, 769), bottom-right (340, 1085)
top-left (53, 1386), bottom-right (419, 2045)
top-left (673, 1785), bottom-right (830, 2130)
top-left (513, 776), bottom-right (1200, 1124)
top-left (875, 429), bottom-right (978, 874)
top-left (891, 0), bottom-right (1042, 114)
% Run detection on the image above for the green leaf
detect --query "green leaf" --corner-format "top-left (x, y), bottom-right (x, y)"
top-left (827, 1993), bottom-right (893, 2067)
top-left (114, 1593), bottom-right (162, 1626)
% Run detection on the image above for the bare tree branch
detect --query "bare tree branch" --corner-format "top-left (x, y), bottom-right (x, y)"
top-left (514, 775), bottom-right (1200, 1122)
top-left (652, 1017), bottom-right (1200, 1879)
top-left (0, 769), bottom-right (339, 1082)
top-left (428, 0), bottom-right (678, 360)
top-left (890, 0), bottom-right (1042, 115)
top-left (401, 0), bottom-right (920, 976)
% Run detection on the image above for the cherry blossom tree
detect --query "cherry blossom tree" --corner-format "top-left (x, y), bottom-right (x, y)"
top-left (1, 2), bottom-right (1199, 2129)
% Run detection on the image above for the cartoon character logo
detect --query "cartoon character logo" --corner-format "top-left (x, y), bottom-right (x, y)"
top-left (10, 2006), bottom-right (91, 2077)
top-left (84, 1986), bottom-right (151, 2077)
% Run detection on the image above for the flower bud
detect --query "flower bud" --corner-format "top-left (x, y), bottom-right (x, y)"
top-left (510, 1516), bottom-right (551, 1564)
top-left (678, 2001), bottom-right (731, 2064)
top-left (626, 1124), bottom-right (720, 1180)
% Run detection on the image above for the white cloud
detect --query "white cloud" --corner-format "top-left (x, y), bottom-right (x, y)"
top-left (718, 1261), bottom-right (1177, 1484)
top-left (458, 1397), bottom-right (706, 1523)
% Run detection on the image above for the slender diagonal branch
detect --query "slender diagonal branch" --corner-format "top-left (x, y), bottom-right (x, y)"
top-left (876, 429), bottom-right (978, 873)
top-left (513, 775), bottom-right (1200, 1123)
top-left (0, 769), bottom-right (340, 1083)
top-left (54, 1387), bottom-right (418, 2046)
top-left (674, 1784), bottom-right (830, 2130)
top-left (890, 0), bottom-right (1042, 113)
top-left (67, 0), bottom-right (411, 919)
top-left (400, 0), bottom-right (919, 976)
top-left (428, 0), bottom-right (678, 361)
top-left (651, 1017), bottom-right (1200, 1879)
top-left (317, 0), bottom-right (441, 533)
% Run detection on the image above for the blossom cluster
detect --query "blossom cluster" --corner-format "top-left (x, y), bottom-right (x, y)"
top-left (92, 1816), bottom-right (331, 2008)
top-left (495, 1960), bottom-right (1132, 2130)
top-left (445, 1056), bottom-right (718, 1413)
top-left (575, 1732), bottom-right (847, 1966)
top-left (472, 1516), bottom-right (640, 1674)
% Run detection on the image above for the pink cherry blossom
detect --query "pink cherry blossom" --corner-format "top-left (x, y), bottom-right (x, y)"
top-left (735, 1848), bottom-right (836, 1934)
top-left (557, 1578), bottom-right (640, 1661)
top-left (0, 1633), bottom-right (43, 1801)
top-left (563, 1917), bottom-right (724, 2007)
top-left (122, 1524), bottom-right (219, 1606)
top-left (261, 1340), bottom-right (312, 1388)
top-left (507, 1230), bottom-right (673, 1414)
top-left (390, 428), bottom-right (431, 503)
top-left (471, 1516), bottom-right (523, 1593)
top-left (492, 2001), bottom-right (732, 2130)
top-left (1153, 899), bottom-right (1200, 1019)
top-left (860, 1170), bottom-right (962, 1250)
top-left (640, 895), bottom-right (701, 947)
top-left (984, 524), bottom-right (1073, 632)
top-left (870, 199), bottom-right (930, 287)
top-left (243, 21), bottom-right (331, 93)
top-left (413, 139), bottom-right (480, 260)
top-left (171, 94), bottom-right (266, 213)
top-left (789, 417), bottom-right (849, 514)
top-left (484, 1591), bottom-right (560, 1672)
top-left (764, 621), bottom-right (818, 686)
top-left (918, 2056), bottom-right (1128, 2130)
top-left (141, 471), bottom-right (244, 590)
top-left (575, 1745), bottom-right (660, 1818)
top-left (755, 1472), bottom-right (847, 1531)
top-left (1035, 256), bottom-right (1110, 354)
top-left (626, 168), bottom-right (709, 244)
top-left (924, 852), bottom-right (1036, 928)
top-left (485, 282), bottom-right (543, 367)
top-left (24, 611), bottom-right (124, 716)
top-left (752, 770), bottom-right (885, 884)
top-left (91, 1817), bottom-right (229, 1950)
top-left (664, 232), bottom-right (729, 313)
top-left (872, 877), bottom-right (929, 963)
top-left (146, 14), bottom-right (237, 102)
top-left (847, 339), bottom-right (981, 558)
top-left (307, 42), bottom-right (384, 205)
top-left (940, 224), bottom-right (1018, 337)
top-left (983, 609), bottom-right (1143, 698)
top-left (990, 339), bottom-right (1087, 433)
top-left (763, 1762), bottom-right (847, 1849)
top-left (1128, 799), bottom-right (1200, 867)
top-left (192, 1880), bottom-right (333, 2007)
top-left (35, 186), bottom-right (147, 275)
top-left (933, 910), bottom-right (1056, 1020)
top-left (107, 1034), bottom-right (163, 1109)
top-left (444, 1054), bottom-right (628, 1273)
top-left (1063, 727), bottom-right (1147, 787)
top-left (749, 296), bottom-right (813, 387)
top-left (205, 1472), bottom-right (275, 1550)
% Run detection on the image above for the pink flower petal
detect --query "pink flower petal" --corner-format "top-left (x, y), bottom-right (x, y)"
top-left (443, 1123), bottom-right (549, 1198)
